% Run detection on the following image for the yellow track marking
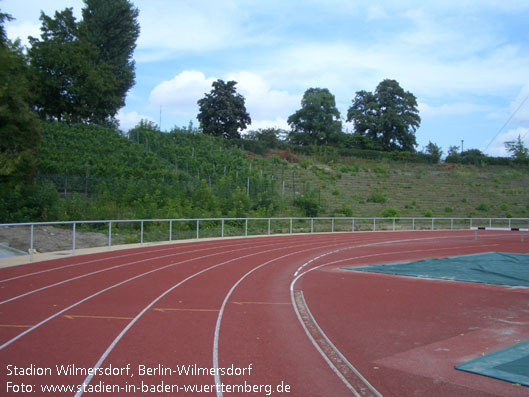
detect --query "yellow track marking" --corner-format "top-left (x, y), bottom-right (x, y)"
top-left (231, 301), bottom-right (290, 305)
top-left (154, 308), bottom-right (219, 312)
top-left (63, 314), bottom-right (133, 320)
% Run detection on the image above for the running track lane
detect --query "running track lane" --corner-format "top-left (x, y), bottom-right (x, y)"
top-left (0, 230), bottom-right (527, 396)
top-left (0, 233), bottom-right (368, 395)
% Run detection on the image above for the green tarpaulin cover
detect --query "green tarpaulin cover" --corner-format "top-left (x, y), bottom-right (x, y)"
top-left (346, 252), bottom-right (529, 287)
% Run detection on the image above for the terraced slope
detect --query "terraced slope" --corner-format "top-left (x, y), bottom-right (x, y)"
top-left (273, 158), bottom-right (529, 218)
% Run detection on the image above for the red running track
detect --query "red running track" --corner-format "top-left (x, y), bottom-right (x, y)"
top-left (0, 230), bottom-right (528, 396)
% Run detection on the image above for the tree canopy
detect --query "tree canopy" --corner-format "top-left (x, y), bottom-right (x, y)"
top-left (347, 79), bottom-right (420, 152)
top-left (0, 15), bottom-right (42, 184)
top-left (197, 79), bottom-right (251, 139)
top-left (505, 135), bottom-right (529, 160)
top-left (287, 88), bottom-right (341, 146)
top-left (28, 0), bottom-right (139, 126)
top-left (82, 0), bottom-right (140, 110)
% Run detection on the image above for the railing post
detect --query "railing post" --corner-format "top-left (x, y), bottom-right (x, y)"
top-left (470, 218), bottom-right (473, 229)
top-left (169, 220), bottom-right (173, 241)
top-left (451, 218), bottom-right (453, 230)
top-left (373, 218), bottom-right (376, 232)
top-left (221, 219), bottom-right (225, 238)
top-left (72, 223), bottom-right (76, 255)
top-left (352, 218), bottom-right (355, 232)
top-left (245, 218), bottom-right (248, 237)
top-left (290, 218), bottom-right (293, 234)
top-left (393, 218), bottom-right (395, 231)
top-left (30, 224), bottom-right (34, 262)
top-left (141, 221), bottom-right (144, 245)
top-left (332, 218), bottom-right (334, 233)
top-left (108, 222), bottom-right (112, 249)
top-left (432, 218), bottom-right (434, 231)
top-left (489, 218), bottom-right (492, 228)
top-left (196, 219), bottom-right (199, 239)
top-left (412, 218), bottom-right (415, 231)
top-left (311, 218), bottom-right (314, 233)
top-left (268, 218), bottom-right (271, 235)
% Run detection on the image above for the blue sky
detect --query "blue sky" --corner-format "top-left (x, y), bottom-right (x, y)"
top-left (3, 0), bottom-right (529, 156)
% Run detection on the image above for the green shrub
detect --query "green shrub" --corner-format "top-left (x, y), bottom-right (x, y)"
top-left (337, 206), bottom-right (353, 217)
top-left (0, 181), bottom-right (59, 223)
top-left (367, 192), bottom-right (387, 203)
top-left (424, 209), bottom-right (433, 217)
top-left (293, 193), bottom-right (319, 217)
top-left (476, 202), bottom-right (489, 211)
top-left (382, 207), bottom-right (400, 217)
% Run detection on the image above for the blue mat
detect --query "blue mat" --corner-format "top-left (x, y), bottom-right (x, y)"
top-left (455, 341), bottom-right (529, 386)
top-left (345, 252), bottom-right (529, 287)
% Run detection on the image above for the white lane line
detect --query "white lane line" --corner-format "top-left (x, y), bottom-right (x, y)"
top-left (0, 239), bottom-right (281, 305)
top-left (211, 234), bottom-right (470, 396)
top-left (293, 232), bottom-right (489, 277)
top-left (289, 239), bottom-right (502, 396)
top-left (292, 290), bottom-right (376, 397)
top-left (75, 237), bottom-right (351, 396)
top-left (211, 240), bottom-right (366, 397)
top-left (74, 244), bottom-right (297, 397)
top-left (0, 239), bottom-right (261, 283)
top-left (0, 242), bottom-right (283, 350)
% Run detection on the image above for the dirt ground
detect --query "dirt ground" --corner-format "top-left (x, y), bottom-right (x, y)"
top-left (0, 225), bottom-right (124, 253)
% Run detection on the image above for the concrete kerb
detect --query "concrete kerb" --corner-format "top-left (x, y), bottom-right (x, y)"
top-left (0, 228), bottom-right (467, 269)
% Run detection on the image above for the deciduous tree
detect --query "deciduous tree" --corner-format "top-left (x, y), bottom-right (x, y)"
top-left (28, 0), bottom-right (139, 126)
top-left (287, 88), bottom-right (341, 146)
top-left (197, 79), bottom-right (251, 139)
top-left (347, 79), bottom-right (420, 151)
top-left (81, 0), bottom-right (140, 111)
top-left (504, 135), bottom-right (529, 160)
top-left (0, 15), bottom-right (41, 184)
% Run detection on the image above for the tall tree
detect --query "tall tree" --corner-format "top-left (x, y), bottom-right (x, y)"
top-left (197, 79), bottom-right (251, 139)
top-left (347, 79), bottom-right (420, 151)
top-left (28, 0), bottom-right (139, 126)
top-left (28, 9), bottom-right (120, 125)
top-left (504, 135), bottom-right (529, 160)
top-left (0, 13), bottom-right (42, 184)
top-left (0, 10), bottom-right (13, 44)
top-left (287, 88), bottom-right (341, 146)
top-left (423, 141), bottom-right (443, 163)
top-left (81, 0), bottom-right (140, 110)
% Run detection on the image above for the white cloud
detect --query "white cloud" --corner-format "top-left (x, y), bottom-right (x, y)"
top-left (6, 21), bottom-right (40, 46)
top-left (225, 71), bottom-right (301, 121)
top-left (149, 71), bottom-right (215, 113)
top-left (117, 110), bottom-right (155, 132)
top-left (246, 117), bottom-right (290, 132)
top-left (510, 83), bottom-right (529, 123)
top-left (366, 5), bottom-right (388, 21)
top-left (268, 37), bottom-right (529, 103)
top-left (135, 1), bottom-right (249, 62)
top-left (418, 102), bottom-right (491, 118)
top-left (150, 70), bottom-right (300, 129)
top-left (482, 127), bottom-right (529, 157)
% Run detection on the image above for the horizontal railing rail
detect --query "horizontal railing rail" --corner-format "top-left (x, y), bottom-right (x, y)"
top-left (1, 217), bottom-right (527, 262)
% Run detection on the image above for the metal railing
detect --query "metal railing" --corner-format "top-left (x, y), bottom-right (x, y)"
top-left (1, 217), bottom-right (527, 262)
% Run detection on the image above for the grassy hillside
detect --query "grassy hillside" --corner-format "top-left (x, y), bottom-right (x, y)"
top-left (35, 123), bottom-right (279, 221)
top-left (276, 158), bottom-right (529, 218)
top-left (9, 122), bottom-right (528, 224)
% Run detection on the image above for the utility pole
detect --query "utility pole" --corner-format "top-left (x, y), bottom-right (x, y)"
top-left (461, 140), bottom-right (464, 153)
